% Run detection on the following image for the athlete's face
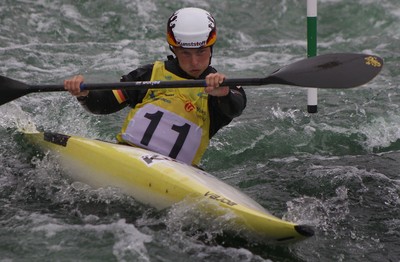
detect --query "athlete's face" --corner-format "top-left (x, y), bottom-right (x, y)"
top-left (173, 47), bottom-right (211, 78)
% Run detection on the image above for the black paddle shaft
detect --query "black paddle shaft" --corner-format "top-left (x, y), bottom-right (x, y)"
top-left (0, 53), bottom-right (383, 106)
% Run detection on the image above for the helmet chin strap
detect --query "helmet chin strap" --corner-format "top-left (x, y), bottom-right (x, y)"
top-left (209, 46), bottom-right (213, 65)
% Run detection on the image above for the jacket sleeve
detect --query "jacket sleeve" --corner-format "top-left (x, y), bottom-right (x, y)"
top-left (77, 64), bottom-right (153, 114)
top-left (215, 86), bottom-right (247, 118)
top-left (77, 90), bottom-right (126, 114)
top-left (208, 85), bottom-right (246, 138)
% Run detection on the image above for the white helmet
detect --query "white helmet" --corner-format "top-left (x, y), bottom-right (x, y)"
top-left (167, 7), bottom-right (217, 48)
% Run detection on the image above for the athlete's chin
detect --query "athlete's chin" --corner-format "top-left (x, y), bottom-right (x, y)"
top-left (188, 70), bottom-right (202, 78)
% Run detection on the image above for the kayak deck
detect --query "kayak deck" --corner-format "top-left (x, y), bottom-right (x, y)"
top-left (23, 131), bottom-right (314, 243)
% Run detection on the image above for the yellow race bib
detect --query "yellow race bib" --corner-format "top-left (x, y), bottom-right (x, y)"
top-left (117, 61), bottom-right (210, 165)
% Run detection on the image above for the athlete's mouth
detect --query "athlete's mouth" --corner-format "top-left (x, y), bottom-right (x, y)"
top-left (189, 69), bottom-right (201, 77)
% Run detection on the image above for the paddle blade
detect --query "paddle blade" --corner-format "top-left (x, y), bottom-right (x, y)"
top-left (0, 75), bottom-right (32, 106)
top-left (265, 53), bottom-right (383, 88)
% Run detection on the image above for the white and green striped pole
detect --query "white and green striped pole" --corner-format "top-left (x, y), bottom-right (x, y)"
top-left (307, 0), bottom-right (318, 113)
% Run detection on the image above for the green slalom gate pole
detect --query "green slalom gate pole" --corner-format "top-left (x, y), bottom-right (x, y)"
top-left (307, 0), bottom-right (318, 113)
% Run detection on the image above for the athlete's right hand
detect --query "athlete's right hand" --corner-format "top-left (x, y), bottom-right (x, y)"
top-left (64, 75), bottom-right (89, 97)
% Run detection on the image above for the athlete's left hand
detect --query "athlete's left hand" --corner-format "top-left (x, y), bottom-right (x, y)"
top-left (205, 73), bottom-right (229, 97)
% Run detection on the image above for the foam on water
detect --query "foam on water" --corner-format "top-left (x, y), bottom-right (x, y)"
top-left (284, 162), bottom-right (399, 261)
top-left (358, 115), bottom-right (400, 150)
top-left (8, 211), bottom-right (152, 261)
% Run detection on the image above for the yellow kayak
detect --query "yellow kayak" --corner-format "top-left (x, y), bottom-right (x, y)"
top-left (24, 131), bottom-right (314, 243)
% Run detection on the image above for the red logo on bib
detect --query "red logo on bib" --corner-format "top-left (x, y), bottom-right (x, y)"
top-left (185, 101), bottom-right (195, 112)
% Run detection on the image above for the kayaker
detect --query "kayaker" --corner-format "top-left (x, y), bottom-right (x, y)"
top-left (64, 7), bottom-right (247, 166)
